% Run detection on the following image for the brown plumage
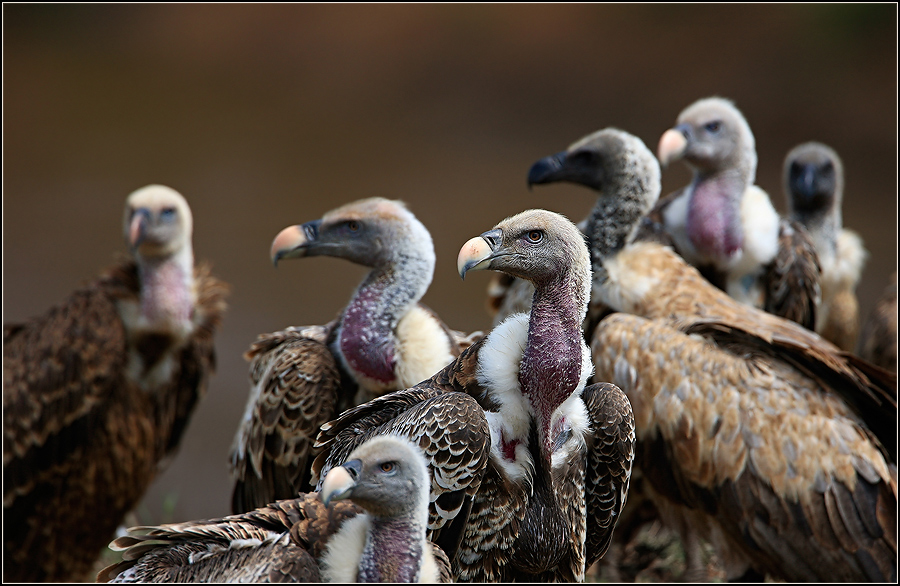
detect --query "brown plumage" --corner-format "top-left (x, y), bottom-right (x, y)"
top-left (230, 198), bottom-right (479, 514)
top-left (98, 435), bottom-right (453, 583)
top-left (784, 141), bottom-right (868, 351)
top-left (859, 271), bottom-right (898, 373)
top-left (554, 128), bottom-right (897, 581)
top-left (650, 96), bottom-right (822, 330)
top-left (3, 185), bottom-right (227, 583)
top-left (314, 208), bottom-right (635, 582)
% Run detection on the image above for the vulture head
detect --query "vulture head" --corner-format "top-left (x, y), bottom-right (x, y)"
top-left (270, 197), bottom-right (435, 272)
top-left (319, 434), bottom-right (437, 583)
top-left (783, 141), bottom-right (844, 221)
top-left (124, 185), bottom-right (194, 261)
top-left (657, 96), bottom-right (757, 182)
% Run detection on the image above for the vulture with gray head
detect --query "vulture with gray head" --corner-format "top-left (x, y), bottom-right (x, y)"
top-left (858, 271), bottom-right (898, 373)
top-left (313, 208), bottom-right (635, 582)
top-left (783, 141), bottom-right (868, 351)
top-left (530, 127), bottom-right (896, 581)
top-left (649, 96), bottom-right (822, 329)
top-left (3, 185), bottom-right (228, 583)
top-left (98, 435), bottom-right (453, 583)
top-left (230, 198), bottom-right (478, 514)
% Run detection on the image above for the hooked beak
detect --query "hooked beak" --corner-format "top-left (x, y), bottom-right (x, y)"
top-left (657, 125), bottom-right (690, 168)
top-left (457, 228), bottom-right (502, 280)
top-left (320, 459), bottom-right (362, 506)
top-left (128, 208), bottom-right (152, 249)
top-left (270, 220), bottom-right (321, 266)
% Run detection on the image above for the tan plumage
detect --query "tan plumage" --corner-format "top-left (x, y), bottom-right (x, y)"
top-left (649, 97), bottom-right (822, 329)
top-left (230, 198), bottom-right (478, 514)
top-left (99, 436), bottom-right (453, 583)
top-left (3, 185), bottom-right (227, 583)
top-left (784, 141), bottom-right (868, 351)
top-left (859, 271), bottom-right (898, 373)
top-left (314, 209), bottom-right (635, 582)
top-left (558, 128), bottom-right (896, 581)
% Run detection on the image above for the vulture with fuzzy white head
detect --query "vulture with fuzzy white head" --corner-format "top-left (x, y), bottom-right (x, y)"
top-left (3, 185), bottom-right (228, 582)
top-left (98, 435), bottom-right (455, 583)
top-left (230, 198), bottom-right (479, 514)
top-left (649, 96), bottom-right (822, 329)
top-left (783, 141), bottom-right (868, 351)
top-left (528, 127), bottom-right (896, 581)
top-left (313, 208), bottom-right (635, 582)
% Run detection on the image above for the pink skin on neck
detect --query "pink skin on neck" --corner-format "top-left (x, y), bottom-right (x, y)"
top-left (139, 260), bottom-right (193, 329)
top-left (686, 176), bottom-right (743, 264)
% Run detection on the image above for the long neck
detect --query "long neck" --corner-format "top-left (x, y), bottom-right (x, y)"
top-left (136, 247), bottom-right (195, 334)
top-left (685, 169), bottom-right (746, 264)
top-left (519, 271), bottom-right (586, 461)
top-left (339, 252), bottom-right (432, 386)
top-left (357, 517), bottom-right (426, 583)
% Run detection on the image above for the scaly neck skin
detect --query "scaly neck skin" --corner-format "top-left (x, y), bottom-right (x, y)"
top-left (358, 517), bottom-right (425, 583)
top-left (339, 252), bottom-right (432, 387)
top-left (135, 247), bottom-right (195, 336)
top-left (519, 272), bottom-right (585, 463)
top-left (686, 169), bottom-right (746, 266)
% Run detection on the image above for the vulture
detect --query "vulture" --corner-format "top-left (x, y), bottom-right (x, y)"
top-left (783, 141), bottom-right (868, 351)
top-left (230, 197), bottom-right (478, 514)
top-left (858, 271), bottom-right (898, 373)
top-left (651, 96), bottom-right (822, 330)
top-left (98, 435), bottom-right (454, 583)
top-left (3, 185), bottom-right (228, 583)
top-left (313, 208), bottom-right (636, 582)
top-left (528, 127), bottom-right (896, 581)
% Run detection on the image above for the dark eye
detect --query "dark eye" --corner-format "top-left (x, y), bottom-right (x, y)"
top-left (526, 230), bottom-right (543, 244)
top-left (160, 207), bottom-right (176, 220)
top-left (380, 461), bottom-right (396, 473)
top-left (346, 220), bottom-right (360, 232)
top-left (705, 121), bottom-right (721, 134)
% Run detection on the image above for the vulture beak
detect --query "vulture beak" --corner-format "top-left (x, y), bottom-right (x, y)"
top-left (657, 124), bottom-right (690, 168)
top-left (457, 228), bottom-right (503, 280)
top-left (128, 208), bottom-right (152, 249)
top-left (270, 220), bottom-right (321, 266)
top-left (527, 151), bottom-right (569, 188)
top-left (320, 459), bottom-right (362, 506)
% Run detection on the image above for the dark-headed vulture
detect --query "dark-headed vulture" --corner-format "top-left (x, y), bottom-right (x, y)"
top-left (98, 435), bottom-right (454, 583)
top-left (229, 198), bottom-right (479, 514)
top-left (783, 141), bottom-right (868, 351)
top-left (3, 185), bottom-right (228, 582)
top-left (313, 208), bottom-right (635, 582)
top-left (528, 127), bottom-right (896, 581)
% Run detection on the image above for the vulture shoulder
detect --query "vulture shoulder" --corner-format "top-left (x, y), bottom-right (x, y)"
top-left (858, 272), bottom-right (898, 373)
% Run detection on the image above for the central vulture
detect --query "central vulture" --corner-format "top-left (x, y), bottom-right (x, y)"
top-left (313, 208), bottom-right (635, 582)
top-left (229, 197), bottom-right (479, 514)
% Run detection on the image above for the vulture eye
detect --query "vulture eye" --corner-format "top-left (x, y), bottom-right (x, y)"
top-left (346, 220), bottom-right (361, 232)
top-left (160, 207), bottom-right (176, 220)
top-left (704, 121), bottom-right (721, 134)
top-left (379, 461), bottom-right (396, 474)
top-left (821, 161), bottom-right (834, 174)
top-left (525, 230), bottom-right (543, 244)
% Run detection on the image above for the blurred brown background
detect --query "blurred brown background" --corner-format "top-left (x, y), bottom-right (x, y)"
top-left (4, 5), bottom-right (897, 525)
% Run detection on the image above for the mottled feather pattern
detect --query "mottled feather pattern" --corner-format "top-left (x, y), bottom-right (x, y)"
top-left (3, 260), bottom-right (226, 583)
top-left (98, 493), bottom-right (358, 582)
top-left (762, 219), bottom-right (821, 332)
top-left (231, 330), bottom-right (343, 512)
top-left (592, 311), bottom-right (896, 581)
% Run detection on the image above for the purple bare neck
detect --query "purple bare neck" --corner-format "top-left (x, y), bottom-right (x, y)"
top-left (137, 257), bottom-right (193, 327)
top-left (338, 269), bottom-right (410, 385)
top-left (357, 517), bottom-right (424, 583)
top-left (686, 173), bottom-right (744, 264)
top-left (519, 277), bottom-right (584, 458)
